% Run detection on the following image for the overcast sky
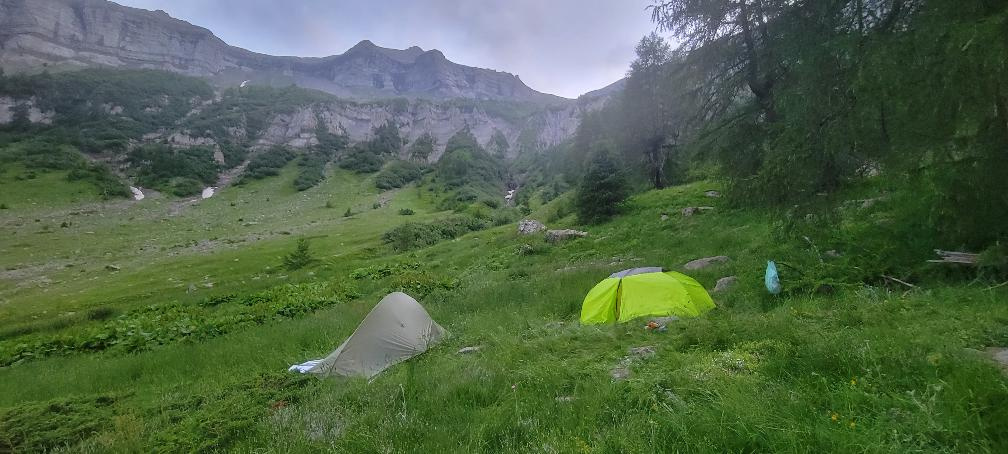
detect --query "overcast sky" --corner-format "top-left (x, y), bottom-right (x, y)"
top-left (115, 1), bottom-right (657, 98)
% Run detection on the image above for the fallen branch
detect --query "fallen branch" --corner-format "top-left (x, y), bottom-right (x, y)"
top-left (882, 275), bottom-right (917, 289)
top-left (928, 249), bottom-right (979, 265)
top-left (986, 281), bottom-right (1008, 291)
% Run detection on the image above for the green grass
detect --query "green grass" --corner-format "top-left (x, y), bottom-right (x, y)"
top-left (0, 164), bottom-right (105, 209)
top-left (1, 180), bottom-right (1006, 452)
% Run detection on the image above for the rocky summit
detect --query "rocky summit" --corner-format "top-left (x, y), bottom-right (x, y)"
top-left (0, 0), bottom-right (563, 103)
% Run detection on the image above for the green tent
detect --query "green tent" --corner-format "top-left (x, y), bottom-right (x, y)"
top-left (580, 267), bottom-right (715, 324)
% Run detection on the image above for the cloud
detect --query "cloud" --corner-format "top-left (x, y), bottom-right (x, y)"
top-left (116, 0), bottom-right (656, 97)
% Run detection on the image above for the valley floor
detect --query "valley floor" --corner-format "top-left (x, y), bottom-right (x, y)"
top-left (1, 173), bottom-right (1006, 452)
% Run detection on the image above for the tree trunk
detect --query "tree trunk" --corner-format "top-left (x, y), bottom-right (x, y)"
top-left (739, 1), bottom-right (777, 122)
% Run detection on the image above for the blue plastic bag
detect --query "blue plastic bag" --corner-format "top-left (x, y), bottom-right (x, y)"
top-left (765, 260), bottom-right (781, 295)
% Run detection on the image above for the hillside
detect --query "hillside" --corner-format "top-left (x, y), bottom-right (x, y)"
top-left (0, 68), bottom-right (591, 200)
top-left (0, 173), bottom-right (1006, 451)
top-left (0, 0), bottom-right (567, 103)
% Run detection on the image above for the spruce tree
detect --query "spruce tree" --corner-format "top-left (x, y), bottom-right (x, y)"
top-left (575, 151), bottom-right (630, 224)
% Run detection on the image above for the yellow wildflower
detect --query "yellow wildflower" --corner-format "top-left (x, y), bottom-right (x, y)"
top-left (849, 420), bottom-right (856, 429)
top-left (831, 413), bottom-right (839, 422)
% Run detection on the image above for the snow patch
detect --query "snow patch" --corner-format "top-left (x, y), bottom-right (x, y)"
top-left (201, 187), bottom-right (217, 199)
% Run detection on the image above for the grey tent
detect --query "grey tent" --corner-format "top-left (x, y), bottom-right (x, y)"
top-left (289, 292), bottom-right (447, 379)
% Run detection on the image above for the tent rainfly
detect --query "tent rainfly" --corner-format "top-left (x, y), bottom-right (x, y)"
top-left (289, 292), bottom-right (447, 379)
top-left (580, 267), bottom-right (715, 324)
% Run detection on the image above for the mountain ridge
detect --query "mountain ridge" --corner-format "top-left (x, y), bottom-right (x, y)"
top-left (0, 0), bottom-right (573, 103)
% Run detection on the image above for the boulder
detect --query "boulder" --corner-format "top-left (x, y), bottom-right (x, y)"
top-left (713, 276), bottom-right (738, 293)
top-left (545, 229), bottom-right (588, 243)
top-left (682, 206), bottom-right (715, 217)
top-left (517, 219), bottom-right (546, 235)
top-left (684, 256), bottom-right (731, 270)
top-left (660, 214), bottom-right (669, 221)
top-left (105, 264), bottom-right (121, 272)
top-left (628, 345), bottom-right (657, 359)
top-left (704, 190), bottom-right (721, 198)
top-left (457, 346), bottom-right (482, 355)
top-left (987, 347), bottom-right (1008, 375)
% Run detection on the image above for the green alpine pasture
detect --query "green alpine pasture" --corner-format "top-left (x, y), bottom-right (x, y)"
top-left (1, 171), bottom-right (1006, 452)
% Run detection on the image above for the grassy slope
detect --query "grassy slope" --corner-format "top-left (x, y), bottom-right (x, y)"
top-left (0, 179), bottom-right (1006, 452)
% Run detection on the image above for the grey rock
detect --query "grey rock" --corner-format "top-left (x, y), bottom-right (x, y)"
top-left (704, 190), bottom-right (721, 198)
top-left (517, 219), bottom-right (547, 235)
top-left (682, 206), bottom-right (715, 217)
top-left (660, 214), bottom-right (669, 221)
top-left (610, 366), bottom-right (631, 381)
top-left (684, 256), bottom-right (731, 270)
top-left (457, 346), bottom-right (482, 355)
top-left (987, 347), bottom-right (1008, 375)
top-left (105, 264), bottom-right (121, 272)
top-left (713, 276), bottom-right (738, 293)
top-left (545, 229), bottom-right (588, 243)
top-left (628, 345), bottom-right (657, 359)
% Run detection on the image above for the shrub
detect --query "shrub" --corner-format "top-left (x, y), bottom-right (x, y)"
top-left (239, 147), bottom-right (296, 183)
top-left (398, 208), bottom-right (415, 215)
top-left (86, 307), bottom-right (118, 321)
top-left (338, 144), bottom-right (384, 173)
top-left (375, 160), bottom-right (422, 189)
top-left (382, 216), bottom-right (486, 251)
top-left (129, 144), bottom-right (219, 189)
top-left (293, 153), bottom-right (327, 191)
top-left (169, 177), bottom-right (204, 197)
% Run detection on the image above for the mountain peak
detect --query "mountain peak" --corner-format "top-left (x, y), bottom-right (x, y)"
top-left (350, 39), bottom-right (377, 50)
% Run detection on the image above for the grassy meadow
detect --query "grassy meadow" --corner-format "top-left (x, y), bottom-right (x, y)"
top-left (1, 167), bottom-right (1007, 452)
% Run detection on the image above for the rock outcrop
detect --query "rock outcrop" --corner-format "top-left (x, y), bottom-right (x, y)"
top-left (517, 219), bottom-right (547, 235)
top-left (258, 100), bottom-right (583, 159)
top-left (545, 229), bottom-right (588, 243)
top-left (683, 256), bottom-right (731, 270)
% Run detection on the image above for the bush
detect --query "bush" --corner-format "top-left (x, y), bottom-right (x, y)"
top-left (382, 216), bottom-right (486, 251)
top-left (168, 177), bottom-right (204, 197)
top-left (129, 144), bottom-right (219, 190)
top-left (375, 160), bottom-right (422, 189)
top-left (338, 144), bottom-right (384, 173)
top-left (398, 208), bottom-right (415, 215)
top-left (239, 147), bottom-right (296, 183)
top-left (293, 153), bottom-right (327, 191)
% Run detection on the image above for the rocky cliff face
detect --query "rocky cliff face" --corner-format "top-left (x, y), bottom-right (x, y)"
top-left (0, 0), bottom-right (564, 103)
top-left (258, 100), bottom-right (585, 160)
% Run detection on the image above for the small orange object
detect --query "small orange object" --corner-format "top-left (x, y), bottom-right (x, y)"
top-left (645, 321), bottom-right (659, 330)
top-left (270, 400), bottom-right (288, 410)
